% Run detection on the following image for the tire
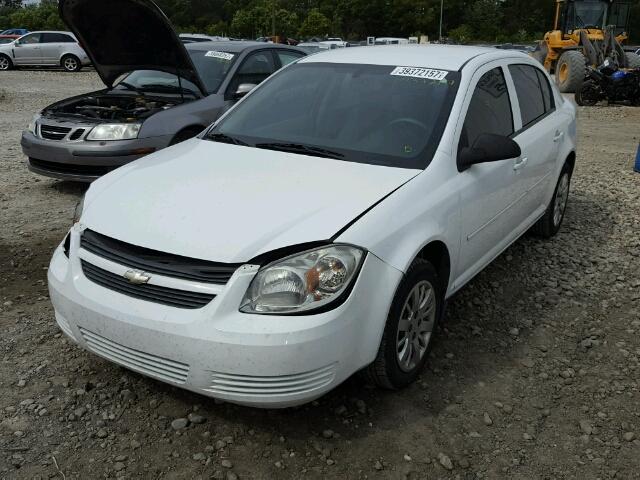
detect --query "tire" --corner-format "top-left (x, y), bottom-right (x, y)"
top-left (364, 258), bottom-right (443, 390)
top-left (0, 54), bottom-right (13, 71)
top-left (556, 50), bottom-right (586, 93)
top-left (625, 52), bottom-right (640, 68)
top-left (575, 80), bottom-right (601, 106)
top-left (61, 55), bottom-right (81, 72)
top-left (531, 162), bottom-right (572, 238)
top-left (169, 126), bottom-right (204, 146)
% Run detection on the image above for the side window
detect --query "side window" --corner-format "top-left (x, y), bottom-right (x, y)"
top-left (276, 50), bottom-right (304, 67)
top-left (228, 51), bottom-right (275, 96)
top-left (508, 64), bottom-right (550, 128)
top-left (42, 33), bottom-right (72, 43)
top-left (459, 67), bottom-right (513, 152)
top-left (19, 33), bottom-right (41, 44)
top-left (536, 69), bottom-right (554, 112)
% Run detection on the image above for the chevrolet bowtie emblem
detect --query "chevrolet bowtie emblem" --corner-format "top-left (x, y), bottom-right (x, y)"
top-left (123, 270), bottom-right (151, 285)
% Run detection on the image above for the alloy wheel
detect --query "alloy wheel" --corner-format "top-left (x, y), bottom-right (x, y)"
top-left (64, 57), bottom-right (78, 71)
top-left (396, 280), bottom-right (436, 372)
top-left (553, 173), bottom-right (569, 227)
top-left (0, 57), bottom-right (9, 70)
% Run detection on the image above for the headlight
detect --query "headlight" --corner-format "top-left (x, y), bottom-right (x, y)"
top-left (240, 245), bottom-right (365, 314)
top-left (87, 123), bottom-right (141, 141)
top-left (72, 196), bottom-right (84, 224)
top-left (28, 114), bottom-right (40, 134)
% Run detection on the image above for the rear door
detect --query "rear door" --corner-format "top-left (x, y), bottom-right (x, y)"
top-left (40, 33), bottom-right (72, 64)
top-left (12, 33), bottom-right (42, 64)
top-left (506, 63), bottom-right (562, 219)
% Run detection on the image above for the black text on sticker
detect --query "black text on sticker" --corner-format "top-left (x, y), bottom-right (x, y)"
top-left (391, 67), bottom-right (448, 81)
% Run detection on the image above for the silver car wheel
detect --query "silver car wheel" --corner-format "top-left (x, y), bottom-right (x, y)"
top-left (553, 173), bottom-right (569, 227)
top-left (0, 57), bottom-right (9, 70)
top-left (64, 57), bottom-right (78, 71)
top-left (396, 280), bottom-right (436, 372)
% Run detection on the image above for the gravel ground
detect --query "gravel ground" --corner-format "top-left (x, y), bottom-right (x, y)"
top-left (1, 70), bottom-right (640, 480)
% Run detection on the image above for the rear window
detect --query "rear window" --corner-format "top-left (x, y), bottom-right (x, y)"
top-left (508, 64), bottom-right (554, 128)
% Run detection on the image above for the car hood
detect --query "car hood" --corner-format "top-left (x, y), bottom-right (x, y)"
top-left (58, 0), bottom-right (207, 95)
top-left (82, 139), bottom-right (419, 263)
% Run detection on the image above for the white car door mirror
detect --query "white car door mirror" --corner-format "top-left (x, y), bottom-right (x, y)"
top-left (234, 83), bottom-right (257, 100)
top-left (458, 133), bottom-right (521, 172)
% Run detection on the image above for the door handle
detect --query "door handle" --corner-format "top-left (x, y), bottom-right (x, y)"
top-left (513, 157), bottom-right (528, 170)
top-left (553, 130), bottom-right (564, 142)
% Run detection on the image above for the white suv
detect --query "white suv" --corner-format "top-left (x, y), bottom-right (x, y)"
top-left (0, 31), bottom-right (90, 72)
top-left (48, 45), bottom-right (576, 407)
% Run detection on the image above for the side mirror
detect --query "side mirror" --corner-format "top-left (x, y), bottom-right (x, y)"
top-left (234, 83), bottom-right (257, 100)
top-left (458, 133), bottom-right (521, 172)
top-left (14, 40), bottom-right (21, 46)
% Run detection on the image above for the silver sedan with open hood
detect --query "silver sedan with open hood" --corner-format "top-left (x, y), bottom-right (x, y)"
top-left (21, 0), bottom-right (305, 182)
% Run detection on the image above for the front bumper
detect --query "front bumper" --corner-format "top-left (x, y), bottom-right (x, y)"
top-left (21, 131), bottom-right (172, 182)
top-left (48, 228), bottom-right (402, 407)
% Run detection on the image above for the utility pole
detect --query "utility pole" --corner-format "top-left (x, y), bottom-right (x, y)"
top-left (439, 0), bottom-right (444, 42)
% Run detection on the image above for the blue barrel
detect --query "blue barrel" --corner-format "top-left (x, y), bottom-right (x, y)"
top-left (636, 143), bottom-right (640, 173)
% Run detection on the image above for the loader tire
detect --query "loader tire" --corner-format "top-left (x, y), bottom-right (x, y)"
top-left (625, 52), bottom-right (640, 68)
top-left (556, 50), bottom-right (586, 93)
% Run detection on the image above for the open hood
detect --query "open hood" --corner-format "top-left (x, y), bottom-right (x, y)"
top-left (59, 0), bottom-right (207, 95)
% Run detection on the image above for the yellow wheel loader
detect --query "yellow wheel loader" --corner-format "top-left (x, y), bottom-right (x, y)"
top-left (532, 0), bottom-right (640, 92)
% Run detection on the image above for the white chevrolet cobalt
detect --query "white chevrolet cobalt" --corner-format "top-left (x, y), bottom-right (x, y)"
top-left (49, 45), bottom-right (576, 407)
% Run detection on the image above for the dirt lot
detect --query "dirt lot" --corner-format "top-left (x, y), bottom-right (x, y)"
top-left (1, 70), bottom-right (639, 480)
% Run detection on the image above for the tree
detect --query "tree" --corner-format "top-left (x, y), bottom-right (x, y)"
top-left (465, 0), bottom-right (503, 40)
top-left (298, 8), bottom-right (329, 38)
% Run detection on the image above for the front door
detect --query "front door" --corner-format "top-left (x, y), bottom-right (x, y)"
top-left (454, 64), bottom-right (524, 287)
top-left (12, 33), bottom-right (42, 65)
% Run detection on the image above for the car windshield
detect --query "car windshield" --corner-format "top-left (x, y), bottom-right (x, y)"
top-left (209, 62), bottom-right (460, 169)
top-left (116, 49), bottom-right (237, 95)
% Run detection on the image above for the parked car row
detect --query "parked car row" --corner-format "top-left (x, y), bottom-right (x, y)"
top-left (0, 30), bottom-right (90, 71)
top-left (32, 0), bottom-right (577, 408)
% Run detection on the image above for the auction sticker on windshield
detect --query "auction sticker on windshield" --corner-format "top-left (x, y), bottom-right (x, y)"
top-left (391, 67), bottom-right (448, 80)
top-left (205, 51), bottom-right (234, 60)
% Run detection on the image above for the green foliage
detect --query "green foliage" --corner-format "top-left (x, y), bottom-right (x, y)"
top-left (0, 0), bottom-right (639, 43)
top-left (448, 24), bottom-right (473, 44)
top-left (298, 8), bottom-right (329, 38)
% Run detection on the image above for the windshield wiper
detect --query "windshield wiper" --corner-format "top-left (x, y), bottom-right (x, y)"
top-left (254, 142), bottom-right (344, 160)
top-left (117, 81), bottom-right (145, 95)
top-left (206, 132), bottom-right (249, 146)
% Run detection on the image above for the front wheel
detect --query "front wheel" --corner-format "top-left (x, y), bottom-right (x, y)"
top-left (531, 163), bottom-right (572, 238)
top-left (61, 55), bottom-right (81, 72)
top-left (0, 54), bottom-right (13, 71)
top-left (575, 80), bottom-right (601, 106)
top-left (364, 259), bottom-right (442, 389)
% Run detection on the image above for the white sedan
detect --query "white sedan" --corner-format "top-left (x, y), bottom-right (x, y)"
top-left (48, 45), bottom-right (576, 407)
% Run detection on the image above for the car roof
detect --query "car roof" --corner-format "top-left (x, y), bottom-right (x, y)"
top-left (185, 41), bottom-right (299, 54)
top-left (300, 44), bottom-right (509, 71)
top-left (22, 31), bottom-right (75, 35)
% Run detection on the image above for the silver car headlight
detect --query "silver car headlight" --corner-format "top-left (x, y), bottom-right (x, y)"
top-left (240, 245), bottom-right (365, 314)
top-left (87, 123), bottom-right (141, 141)
top-left (28, 114), bottom-right (40, 134)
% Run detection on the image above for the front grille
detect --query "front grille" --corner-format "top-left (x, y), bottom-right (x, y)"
top-left (81, 260), bottom-right (216, 309)
top-left (29, 158), bottom-right (117, 176)
top-left (69, 128), bottom-right (85, 140)
top-left (204, 364), bottom-right (337, 397)
top-left (80, 328), bottom-right (189, 383)
top-left (81, 229), bottom-right (239, 285)
top-left (40, 124), bottom-right (71, 140)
